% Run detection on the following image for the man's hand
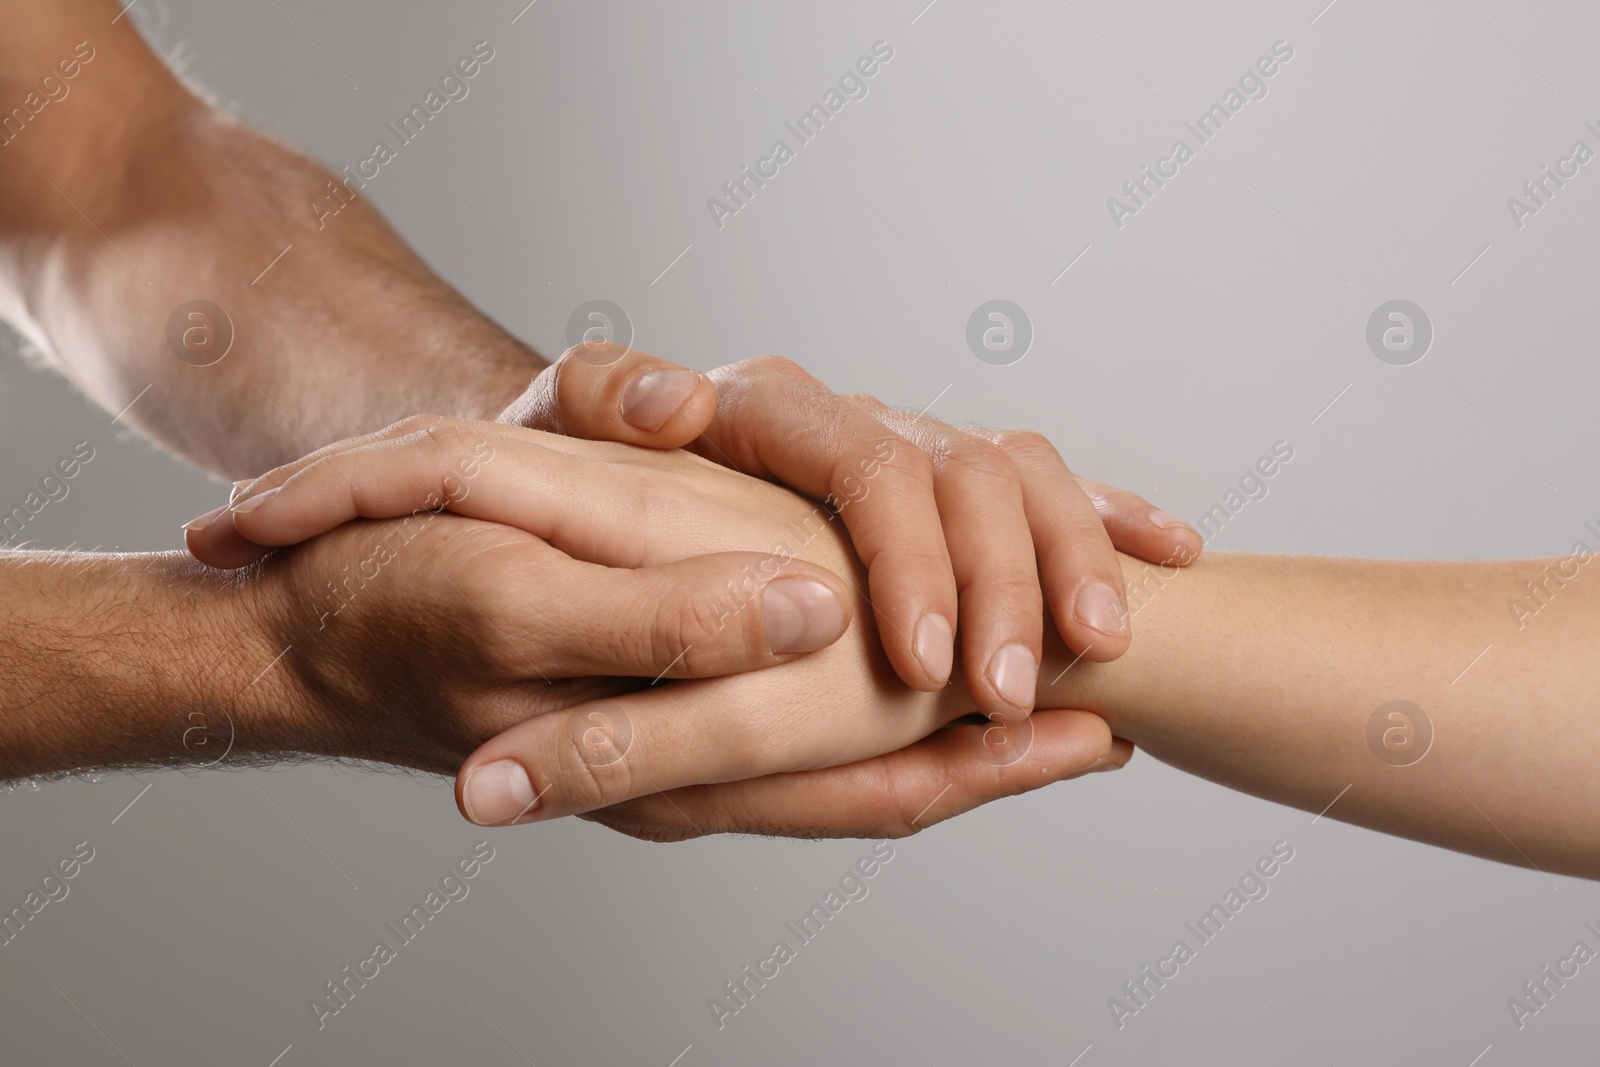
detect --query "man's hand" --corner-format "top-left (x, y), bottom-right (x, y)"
top-left (584, 726), bottom-right (1135, 842)
top-left (179, 420), bottom-right (868, 775)
top-left (194, 419), bottom-right (1155, 829)
top-left (484, 344), bottom-right (1204, 716)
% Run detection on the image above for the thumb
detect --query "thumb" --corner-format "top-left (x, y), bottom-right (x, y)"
top-left (499, 342), bottom-right (717, 447)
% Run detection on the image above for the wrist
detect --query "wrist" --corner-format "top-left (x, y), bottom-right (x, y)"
top-left (1036, 551), bottom-right (1176, 742)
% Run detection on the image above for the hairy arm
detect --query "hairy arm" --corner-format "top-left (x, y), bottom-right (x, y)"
top-left (0, 0), bottom-right (541, 475)
top-left (0, 550), bottom-right (299, 778)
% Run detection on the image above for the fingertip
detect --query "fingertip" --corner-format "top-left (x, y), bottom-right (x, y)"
top-left (458, 757), bottom-right (541, 827)
top-left (885, 611), bottom-right (950, 692)
top-left (983, 642), bottom-right (1039, 720)
top-left (182, 504), bottom-right (229, 534)
top-left (1054, 578), bottom-right (1131, 662)
top-left (1168, 527), bottom-right (1204, 564)
top-left (619, 367), bottom-right (715, 443)
top-left (1145, 511), bottom-right (1204, 564)
top-left (869, 578), bottom-right (957, 692)
top-left (1148, 508), bottom-right (1189, 532)
top-left (185, 515), bottom-right (275, 569)
top-left (228, 484), bottom-right (280, 517)
top-left (1032, 709), bottom-right (1114, 777)
top-left (223, 486), bottom-right (291, 547)
top-left (762, 574), bottom-right (849, 654)
top-left (912, 612), bottom-right (954, 687)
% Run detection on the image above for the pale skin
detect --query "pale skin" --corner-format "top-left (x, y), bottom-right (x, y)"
top-left (216, 419), bottom-right (1600, 881)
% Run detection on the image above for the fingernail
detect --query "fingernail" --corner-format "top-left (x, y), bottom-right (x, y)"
top-left (1149, 509), bottom-right (1189, 530)
top-left (182, 504), bottom-right (229, 532)
top-left (622, 368), bottom-right (702, 432)
top-left (1074, 581), bottom-right (1129, 637)
top-left (230, 479), bottom-right (254, 504)
top-left (462, 759), bottom-right (537, 825)
top-left (229, 485), bottom-right (280, 514)
top-left (762, 578), bottom-right (846, 654)
top-left (986, 643), bottom-right (1037, 713)
top-left (914, 613), bottom-right (954, 685)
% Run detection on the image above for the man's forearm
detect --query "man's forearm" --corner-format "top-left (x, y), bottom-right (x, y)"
top-left (1042, 552), bottom-right (1600, 878)
top-left (0, 0), bottom-right (542, 476)
top-left (0, 550), bottom-right (303, 778)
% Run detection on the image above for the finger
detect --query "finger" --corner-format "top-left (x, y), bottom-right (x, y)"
top-left (1075, 476), bottom-right (1204, 567)
top-left (920, 433), bottom-right (1043, 720)
top-left (1062, 735), bottom-right (1135, 779)
top-left (232, 414), bottom-right (458, 500)
top-left (973, 430), bottom-right (1136, 660)
top-left (499, 342), bottom-right (717, 447)
top-left (187, 415), bottom-right (476, 568)
top-left (193, 423), bottom-right (638, 565)
top-left (474, 548), bottom-right (853, 679)
top-left (850, 409), bottom-right (1053, 708)
top-left (452, 669), bottom-right (964, 827)
top-left (701, 357), bottom-right (959, 691)
top-left (184, 505), bottom-right (272, 568)
top-left (578, 709), bottom-right (1115, 841)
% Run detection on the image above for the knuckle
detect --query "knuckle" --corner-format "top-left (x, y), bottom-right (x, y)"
top-left (653, 587), bottom-right (750, 674)
top-left (875, 759), bottom-right (930, 840)
top-left (985, 573), bottom-right (1046, 607)
top-left (873, 538), bottom-right (955, 581)
top-left (992, 428), bottom-right (1059, 463)
top-left (475, 579), bottom-right (548, 664)
top-left (549, 709), bottom-right (637, 810)
top-left (386, 412), bottom-right (447, 437)
top-left (415, 420), bottom-right (470, 451)
top-left (936, 437), bottom-right (1021, 490)
top-left (707, 356), bottom-right (813, 427)
top-left (547, 350), bottom-right (587, 413)
top-left (829, 431), bottom-right (917, 504)
top-left (1102, 486), bottom-right (1152, 517)
top-left (865, 436), bottom-right (932, 484)
top-left (407, 423), bottom-right (483, 489)
top-left (842, 392), bottom-right (889, 413)
top-left (738, 353), bottom-right (810, 381)
top-left (558, 339), bottom-right (628, 367)
top-left (1071, 478), bottom-right (1114, 512)
top-left (1051, 497), bottom-right (1118, 538)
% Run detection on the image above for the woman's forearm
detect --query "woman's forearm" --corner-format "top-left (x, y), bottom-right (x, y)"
top-left (1042, 552), bottom-right (1600, 878)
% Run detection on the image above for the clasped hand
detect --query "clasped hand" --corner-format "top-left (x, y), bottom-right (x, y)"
top-left (185, 347), bottom-right (1198, 839)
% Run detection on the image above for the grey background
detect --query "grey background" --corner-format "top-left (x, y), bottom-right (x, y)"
top-left (1, 0), bottom-right (1597, 1063)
